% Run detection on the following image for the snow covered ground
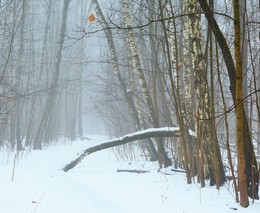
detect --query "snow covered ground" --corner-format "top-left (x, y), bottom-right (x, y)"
top-left (1, 135), bottom-right (260, 213)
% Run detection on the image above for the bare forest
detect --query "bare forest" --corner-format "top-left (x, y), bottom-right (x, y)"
top-left (0, 0), bottom-right (260, 208)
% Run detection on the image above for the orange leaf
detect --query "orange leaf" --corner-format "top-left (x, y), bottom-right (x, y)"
top-left (88, 14), bottom-right (96, 22)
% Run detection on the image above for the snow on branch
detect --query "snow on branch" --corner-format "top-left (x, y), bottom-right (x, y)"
top-left (63, 127), bottom-right (195, 172)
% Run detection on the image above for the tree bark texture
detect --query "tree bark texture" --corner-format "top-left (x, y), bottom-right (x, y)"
top-left (233, 0), bottom-right (249, 207)
top-left (188, 0), bottom-right (225, 185)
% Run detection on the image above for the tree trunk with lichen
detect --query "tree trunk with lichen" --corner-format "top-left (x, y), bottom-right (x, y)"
top-left (179, 0), bottom-right (197, 179)
top-left (188, 0), bottom-right (225, 186)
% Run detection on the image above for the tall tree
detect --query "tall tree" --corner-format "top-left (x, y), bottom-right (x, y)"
top-left (25, 0), bottom-right (54, 147)
top-left (92, 0), bottom-right (158, 160)
top-left (33, 0), bottom-right (71, 149)
top-left (233, 0), bottom-right (248, 207)
top-left (159, 0), bottom-right (192, 183)
top-left (188, 0), bottom-right (225, 186)
top-left (122, 0), bottom-right (171, 168)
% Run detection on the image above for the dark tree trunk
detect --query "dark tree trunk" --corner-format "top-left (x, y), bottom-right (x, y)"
top-left (196, 0), bottom-right (259, 200)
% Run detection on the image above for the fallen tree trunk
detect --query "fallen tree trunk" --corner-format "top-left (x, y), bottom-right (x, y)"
top-left (63, 127), bottom-right (195, 172)
top-left (171, 169), bottom-right (186, 173)
top-left (76, 135), bottom-right (91, 140)
top-left (117, 169), bottom-right (149, 173)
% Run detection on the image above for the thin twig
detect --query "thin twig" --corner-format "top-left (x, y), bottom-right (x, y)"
top-left (3, 141), bottom-right (17, 181)
top-left (32, 193), bottom-right (45, 213)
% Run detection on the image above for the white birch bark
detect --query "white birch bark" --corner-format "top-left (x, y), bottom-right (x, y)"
top-left (188, 0), bottom-right (213, 183)
top-left (182, 1), bottom-right (194, 129)
top-left (122, 0), bottom-right (157, 126)
top-left (122, 0), bottom-right (171, 167)
top-left (92, 0), bottom-right (158, 159)
top-left (187, 0), bottom-right (225, 184)
top-left (92, 0), bottom-right (140, 125)
top-left (162, 0), bottom-right (192, 182)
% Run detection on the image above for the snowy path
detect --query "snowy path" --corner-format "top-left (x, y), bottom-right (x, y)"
top-left (1, 136), bottom-right (260, 213)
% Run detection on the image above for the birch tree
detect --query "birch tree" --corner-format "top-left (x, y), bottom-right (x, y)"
top-left (92, 0), bottom-right (158, 160)
top-left (158, 0), bottom-right (192, 183)
top-left (188, 0), bottom-right (225, 186)
top-left (122, 0), bottom-right (171, 168)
